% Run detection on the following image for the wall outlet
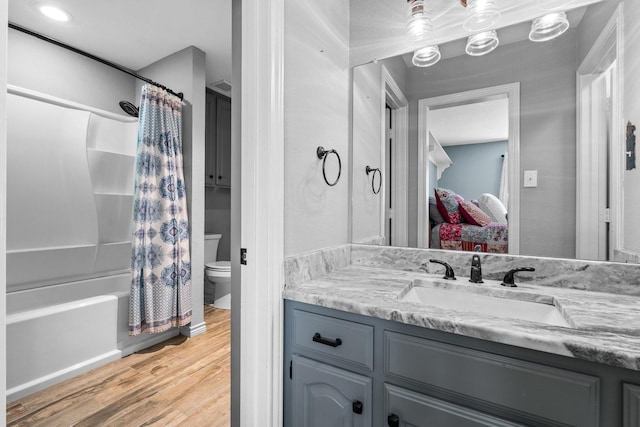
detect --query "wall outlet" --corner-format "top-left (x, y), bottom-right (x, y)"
top-left (524, 170), bottom-right (538, 188)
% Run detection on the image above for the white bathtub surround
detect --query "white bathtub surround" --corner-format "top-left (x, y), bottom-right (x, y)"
top-left (6, 274), bottom-right (178, 403)
top-left (283, 244), bottom-right (640, 371)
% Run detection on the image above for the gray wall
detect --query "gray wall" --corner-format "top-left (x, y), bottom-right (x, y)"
top-left (407, 31), bottom-right (578, 258)
top-left (284, 0), bottom-right (351, 256)
top-left (206, 186), bottom-right (231, 260)
top-left (439, 141), bottom-right (508, 201)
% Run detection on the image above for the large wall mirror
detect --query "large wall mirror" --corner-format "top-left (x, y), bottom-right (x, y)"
top-left (350, 0), bottom-right (640, 263)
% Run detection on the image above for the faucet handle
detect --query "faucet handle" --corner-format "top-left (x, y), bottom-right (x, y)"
top-left (501, 267), bottom-right (535, 287)
top-left (429, 259), bottom-right (457, 280)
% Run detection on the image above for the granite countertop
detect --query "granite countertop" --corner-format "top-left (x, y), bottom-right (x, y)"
top-left (283, 264), bottom-right (640, 371)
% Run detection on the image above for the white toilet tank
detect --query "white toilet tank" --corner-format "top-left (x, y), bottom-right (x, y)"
top-left (204, 234), bottom-right (222, 264)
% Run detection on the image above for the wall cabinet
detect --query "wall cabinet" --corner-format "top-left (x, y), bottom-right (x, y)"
top-left (205, 89), bottom-right (231, 187)
top-left (284, 300), bottom-right (640, 427)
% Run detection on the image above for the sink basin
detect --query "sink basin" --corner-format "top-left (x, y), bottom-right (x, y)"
top-left (399, 279), bottom-right (572, 328)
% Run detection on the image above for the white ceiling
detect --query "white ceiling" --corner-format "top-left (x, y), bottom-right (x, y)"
top-left (8, 0), bottom-right (232, 91)
top-left (429, 99), bottom-right (509, 146)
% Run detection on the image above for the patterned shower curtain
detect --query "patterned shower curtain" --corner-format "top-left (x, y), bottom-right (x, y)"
top-left (129, 84), bottom-right (192, 335)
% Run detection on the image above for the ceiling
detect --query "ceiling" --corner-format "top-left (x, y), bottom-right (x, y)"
top-left (8, 0), bottom-right (232, 92)
top-left (429, 99), bottom-right (509, 146)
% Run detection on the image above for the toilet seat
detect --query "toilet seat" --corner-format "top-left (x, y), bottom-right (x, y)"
top-left (205, 261), bottom-right (231, 272)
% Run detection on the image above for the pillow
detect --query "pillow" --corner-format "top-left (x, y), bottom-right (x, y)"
top-left (477, 193), bottom-right (508, 224)
top-left (459, 201), bottom-right (492, 227)
top-left (428, 196), bottom-right (445, 225)
top-left (434, 188), bottom-right (464, 224)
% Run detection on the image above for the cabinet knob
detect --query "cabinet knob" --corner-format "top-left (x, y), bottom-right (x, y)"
top-left (388, 413), bottom-right (399, 427)
top-left (218, 176), bottom-right (223, 179)
top-left (209, 175), bottom-right (214, 179)
top-left (352, 400), bottom-right (363, 415)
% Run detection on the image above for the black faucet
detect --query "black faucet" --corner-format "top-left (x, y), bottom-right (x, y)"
top-left (469, 254), bottom-right (484, 283)
top-left (429, 259), bottom-right (456, 280)
top-left (501, 267), bottom-right (536, 287)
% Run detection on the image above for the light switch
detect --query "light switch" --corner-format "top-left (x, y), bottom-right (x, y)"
top-left (523, 170), bottom-right (538, 188)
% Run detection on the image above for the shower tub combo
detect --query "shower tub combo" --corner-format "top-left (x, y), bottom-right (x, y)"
top-left (6, 86), bottom-right (176, 402)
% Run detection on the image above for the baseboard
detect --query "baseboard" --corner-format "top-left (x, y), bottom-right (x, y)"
top-left (181, 321), bottom-right (207, 338)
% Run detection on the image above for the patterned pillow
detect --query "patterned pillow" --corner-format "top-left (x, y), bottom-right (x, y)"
top-left (459, 200), bottom-right (491, 227)
top-left (434, 188), bottom-right (464, 224)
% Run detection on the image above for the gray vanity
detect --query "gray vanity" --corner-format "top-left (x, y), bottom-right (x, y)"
top-left (283, 245), bottom-right (640, 427)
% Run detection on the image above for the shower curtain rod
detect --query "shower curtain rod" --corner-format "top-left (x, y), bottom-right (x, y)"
top-left (9, 22), bottom-right (184, 101)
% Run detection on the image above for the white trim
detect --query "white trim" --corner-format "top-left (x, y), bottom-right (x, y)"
top-left (576, 4), bottom-right (624, 261)
top-left (181, 321), bottom-right (206, 338)
top-left (238, 0), bottom-right (284, 425)
top-left (417, 83), bottom-right (520, 253)
top-left (383, 67), bottom-right (409, 247)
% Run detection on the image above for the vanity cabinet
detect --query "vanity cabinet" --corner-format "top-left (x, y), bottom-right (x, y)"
top-left (205, 89), bottom-right (231, 188)
top-left (285, 300), bottom-right (640, 427)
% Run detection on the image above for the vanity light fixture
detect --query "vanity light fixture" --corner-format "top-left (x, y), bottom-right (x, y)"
top-left (38, 4), bottom-right (73, 22)
top-left (412, 45), bottom-right (441, 67)
top-left (529, 12), bottom-right (569, 42)
top-left (462, 0), bottom-right (500, 33)
top-left (406, 0), bottom-right (432, 42)
top-left (465, 30), bottom-right (499, 56)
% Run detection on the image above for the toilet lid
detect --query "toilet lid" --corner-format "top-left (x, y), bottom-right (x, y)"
top-left (205, 261), bottom-right (231, 271)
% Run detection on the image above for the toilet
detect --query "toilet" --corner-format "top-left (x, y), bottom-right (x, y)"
top-left (204, 233), bottom-right (231, 309)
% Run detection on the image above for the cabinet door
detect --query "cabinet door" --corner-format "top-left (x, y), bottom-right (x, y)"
top-left (204, 90), bottom-right (217, 186)
top-left (214, 95), bottom-right (232, 187)
top-left (385, 384), bottom-right (524, 427)
top-left (292, 355), bottom-right (372, 427)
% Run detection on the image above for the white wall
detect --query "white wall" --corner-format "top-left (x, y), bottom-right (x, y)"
top-left (352, 62), bottom-right (384, 243)
top-left (284, 0), bottom-right (350, 256)
top-left (137, 46), bottom-right (207, 336)
top-left (622, 1), bottom-right (640, 253)
top-left (406, 32), bottom-right (578, 258)
top-left (8, 28), bottom-right (135, 114)
top-left (1, 0), bottom-right (8, 414)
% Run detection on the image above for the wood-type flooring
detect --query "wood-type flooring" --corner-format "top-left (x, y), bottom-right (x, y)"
top-left (7, 306), bottom-right (231, 427)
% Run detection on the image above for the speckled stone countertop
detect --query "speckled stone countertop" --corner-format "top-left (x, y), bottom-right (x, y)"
top-left (283, 245), bottom-right (640, 371)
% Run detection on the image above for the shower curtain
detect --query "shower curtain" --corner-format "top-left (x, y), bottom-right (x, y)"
top-left (129, 84), bottom-right (192, 335)
top-left (499, 152), bottom-right (509, 209)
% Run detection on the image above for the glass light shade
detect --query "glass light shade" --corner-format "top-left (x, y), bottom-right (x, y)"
top-left (412, 45), bottom-right (441, 67)
top-left (463, 0), bottom-right (500, 33)
top-left (529, 12), bottom-right (569, 42)
top-left (406, 0), bottom-right (432, 42)
top-left (465, 30), bottom-right (499, 56)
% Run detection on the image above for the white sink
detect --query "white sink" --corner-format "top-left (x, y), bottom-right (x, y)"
top-left (399, 279), bottom-right (572, 328)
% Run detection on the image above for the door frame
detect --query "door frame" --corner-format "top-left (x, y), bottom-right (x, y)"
top-left (383, 67), bottom-right (409, 247)
top-left (576, 4), bottom-right (623, 261)
top-left (417, 83), bottom-right (521, 253)
top-left (233, 0), bottom-right (285, 425)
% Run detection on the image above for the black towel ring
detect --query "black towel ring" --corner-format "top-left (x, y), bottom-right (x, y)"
top-left (317, 146), bottom-right (342, 187)
top-left (366, 166), bottom-right (382, 194)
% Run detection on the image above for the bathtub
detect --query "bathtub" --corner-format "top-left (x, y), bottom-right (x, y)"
top-left (6, 273), bottom-right (179, 403)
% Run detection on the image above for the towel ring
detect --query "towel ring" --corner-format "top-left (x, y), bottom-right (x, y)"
top-left (317, 146), bottom-right (342, 187)
top-left (366, 166), bottom-right (382, 194)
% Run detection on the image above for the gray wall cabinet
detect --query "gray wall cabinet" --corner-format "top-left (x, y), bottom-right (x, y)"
top-left (205, 89), bottom-right (231, 188)
top-left (284, 300), bottom-right (640, 427)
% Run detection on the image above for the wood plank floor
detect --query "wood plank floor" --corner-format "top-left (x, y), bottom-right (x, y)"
top-left (7, 306), bottom-right (231, 427)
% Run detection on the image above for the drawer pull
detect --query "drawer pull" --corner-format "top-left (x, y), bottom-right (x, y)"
top-left (352, 400), bottom-right (363, 414)
top-left (313, 332), bottom-right (342, 347)
top-left (387, 413), bottom-right (399, 427)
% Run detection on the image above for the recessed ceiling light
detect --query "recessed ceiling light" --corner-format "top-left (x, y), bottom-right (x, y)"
top-left (39, 5), bottom-right (73, 22)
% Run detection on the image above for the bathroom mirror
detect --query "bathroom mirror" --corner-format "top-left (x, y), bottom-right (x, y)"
top-left (350, 0), bottom-right (640, 263)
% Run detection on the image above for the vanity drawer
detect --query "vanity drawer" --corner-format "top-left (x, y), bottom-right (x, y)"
top-left (384, 331), bottom-right (599, 427)
top-left (292, 309), bottom-right (374, 370)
